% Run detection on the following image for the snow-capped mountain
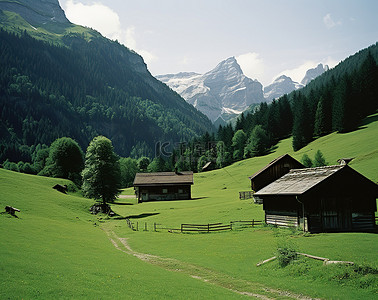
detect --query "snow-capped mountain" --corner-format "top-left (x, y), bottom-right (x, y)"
top-left (301, 63), bottom-right (329, 85)
top-left (157, 57), bottom-right (264, 123)
top-left (158, 60), bottom-right (329, 123)
top-left (263, 75), bottom-right (303, 101)
top-left (264, 63), bottom-right (329, 101)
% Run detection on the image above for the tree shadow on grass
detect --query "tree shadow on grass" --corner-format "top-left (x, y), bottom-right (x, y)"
top-left (114, 212), bottom-right (160, 220)
top-left (141, 197), bottom-right (208, 203)
top-left (112, 202), bottom-right (134, 206)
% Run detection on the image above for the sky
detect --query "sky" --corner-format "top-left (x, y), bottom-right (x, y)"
top-left (58, 0), bottom-right (378, 86)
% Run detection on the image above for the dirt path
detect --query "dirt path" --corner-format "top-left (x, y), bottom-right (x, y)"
top-left (104, 229), bottom-right (320, 300)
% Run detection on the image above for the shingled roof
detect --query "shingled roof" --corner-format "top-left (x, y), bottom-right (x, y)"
top-left (254, 165), bottom-right (345, 195)
top-left (248, 154), bottom-right (303, 179)
top-left (133, 171), bottom-right (193, 186)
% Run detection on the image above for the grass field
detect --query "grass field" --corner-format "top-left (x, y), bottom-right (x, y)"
top-left (1, 113), bottom-right (377, 299)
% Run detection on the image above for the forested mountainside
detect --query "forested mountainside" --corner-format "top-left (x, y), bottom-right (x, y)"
top-left (0, 9), bottom-right (213, 163)
top-left (234, 42), bottom-right (378, 153)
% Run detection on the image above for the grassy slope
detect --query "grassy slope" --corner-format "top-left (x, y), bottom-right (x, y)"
top-left (1, 113), bottom-right (377, 299)
top-left (0, 10), bottom-right (102, 44)
top-left (0, 170), bottom-right (243, 299)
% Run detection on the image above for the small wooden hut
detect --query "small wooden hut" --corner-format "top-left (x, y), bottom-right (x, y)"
top-left (249, 154), bottom-right (304, 192)
top-left (133, 171), bottom-right (193, 203)
top-left (254, 165), bottom-right (377, 232)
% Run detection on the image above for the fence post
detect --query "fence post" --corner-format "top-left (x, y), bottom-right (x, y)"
top-left (208, 224), bottom-right (210, 233)
top-left (230, 222), bottom-right (232, 230)
top-left (252, 219), bottom-right (254, 227)
top-left (181, 224), bottom-right (183, 233)
top-left (136, 222), bottom-right (139, 231)
top-left (145, 222), bottom-right (147, 231)
top-left (154, 222), bottom-right (156, 232)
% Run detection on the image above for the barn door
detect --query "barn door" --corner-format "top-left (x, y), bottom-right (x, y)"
top-left (321, 197), bottom-right (352, 231)
top-left (321, 198), bottom-right (339, 231)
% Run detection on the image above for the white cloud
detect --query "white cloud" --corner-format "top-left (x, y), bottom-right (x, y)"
top-left (61, 1), bottom-right (156, 65)
top-left (236, 52), bottom-right (265, 81)
top-left (323, 13), bottom-right (342, 29)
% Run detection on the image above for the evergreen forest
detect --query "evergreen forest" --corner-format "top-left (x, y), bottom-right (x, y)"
top-left (0, 28), bottom-right (213, 164)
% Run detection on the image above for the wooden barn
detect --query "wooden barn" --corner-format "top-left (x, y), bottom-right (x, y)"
top-left (249, 154), bottom-right (304, 192)
top-left (254, 165), bottom-right (377, 232)
top-left (133, 171), bottom-right (193, 203)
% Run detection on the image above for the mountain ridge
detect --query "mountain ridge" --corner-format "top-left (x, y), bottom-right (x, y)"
top-left (158, 59), bottom-right (329, 122)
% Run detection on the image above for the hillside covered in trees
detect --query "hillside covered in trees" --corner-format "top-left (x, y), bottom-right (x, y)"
top-left (0, 6), bottom-right (213, 164)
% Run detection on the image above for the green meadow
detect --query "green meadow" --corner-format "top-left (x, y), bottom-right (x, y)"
top-left (1, 113), bottom-right (377, 299)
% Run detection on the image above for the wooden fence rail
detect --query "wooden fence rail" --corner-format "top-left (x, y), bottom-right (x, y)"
top-left (125, 219), bottom-right (264, 233)
top-left (239, 191), bottom-right (254, 200)
top-left (231, 220), bottom-right (263, 229)
top-left (181, 223), bottom-right (232, 233)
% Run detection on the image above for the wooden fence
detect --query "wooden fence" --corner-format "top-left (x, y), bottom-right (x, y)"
top-left (181, 223), bottom-right (231, 233)
top-left (125, 218), bottom-right (263, 233)
top-left (239, 191), bottom-right (254, 200)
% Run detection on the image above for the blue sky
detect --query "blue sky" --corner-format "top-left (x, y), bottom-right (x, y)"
top-left (59, 0), bottom-right (378, 86)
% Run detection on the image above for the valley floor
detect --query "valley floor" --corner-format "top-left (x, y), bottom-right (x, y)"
top-left (1, 113), bottom-right (377, 299)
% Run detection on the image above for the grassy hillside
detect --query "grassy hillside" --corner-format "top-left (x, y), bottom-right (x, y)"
top-left (0, 169), bottom-right (243, 299)
top-left (1, 113), bottom-right (377, 299)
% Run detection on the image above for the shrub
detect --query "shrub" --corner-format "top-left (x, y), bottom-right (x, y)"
top-left (276, 241), bottom-right (297, 267)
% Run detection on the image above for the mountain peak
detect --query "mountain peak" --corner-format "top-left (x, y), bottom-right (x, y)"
top-left (264, 75), bottom-right (303, 101)
top-left (0, 0), bottom-right (70, 28)
top-left (301, 63), bottom-right (329, 85)
top-left (158, 56), bottom-right (264, 122)
top-left (209, 56), bottom-right (243, 76)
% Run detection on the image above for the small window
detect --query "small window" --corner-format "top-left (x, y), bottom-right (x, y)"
top-left (178, 189), bottom-right (183, 194)
top-left (162, 188), bottom-right (168, 194)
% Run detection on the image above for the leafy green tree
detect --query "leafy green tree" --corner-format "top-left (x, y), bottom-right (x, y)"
top-left (39, 137), bottom-right (84, 185)
top-left (82, 136), bottom-right (121, 204)
top-left (147, 156), bottom-right (166, 172)
top-left (244, 125), bottom-right (269, 158)
top-left (119, 157), bottom-right (139, 188)
top-left (138, 157), bottom-right (150, 172)
top-left (3, 160), bottom-right (19, 172)
top-left (313, 150), bottom-right (327, 167)
top-left (33, 147), bottom-right (49, 173)
top-left (301, 154), bottom-right (313, 168)
top-left (197, 155), bottom-right (208, 172)
top-left (215, 141), bottom-right (226, 168)
top-left (232, 129), bottom-right (247, 161)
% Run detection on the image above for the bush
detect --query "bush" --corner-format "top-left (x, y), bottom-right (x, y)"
top-left (276, 241), bottom-right (297, 267)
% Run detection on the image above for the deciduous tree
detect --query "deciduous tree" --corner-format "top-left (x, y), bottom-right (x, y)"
top-left (82, 136), bottom-right (121, 204)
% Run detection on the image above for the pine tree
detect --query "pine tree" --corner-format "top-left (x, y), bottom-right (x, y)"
top-left (292, 93), bottom-right (312, 151)
top-left (314, 97), bottom-right (327, 137)
top-left (301, 154), bottom-right (313, 168)
top-left (244, 125), bottom-right (269, 158)
top-left (313, 150), bottom-right (327, 167)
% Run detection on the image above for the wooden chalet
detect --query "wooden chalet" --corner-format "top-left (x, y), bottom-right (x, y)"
top-left (133, 171), bottom-right (193, 203)
top-left (249, 154), bottom-right (304, 192)
top-left (254, 165), bottom-right (378, 232)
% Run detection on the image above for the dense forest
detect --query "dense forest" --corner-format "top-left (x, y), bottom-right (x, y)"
top-left (0, 28), bottom-right (213, 163)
